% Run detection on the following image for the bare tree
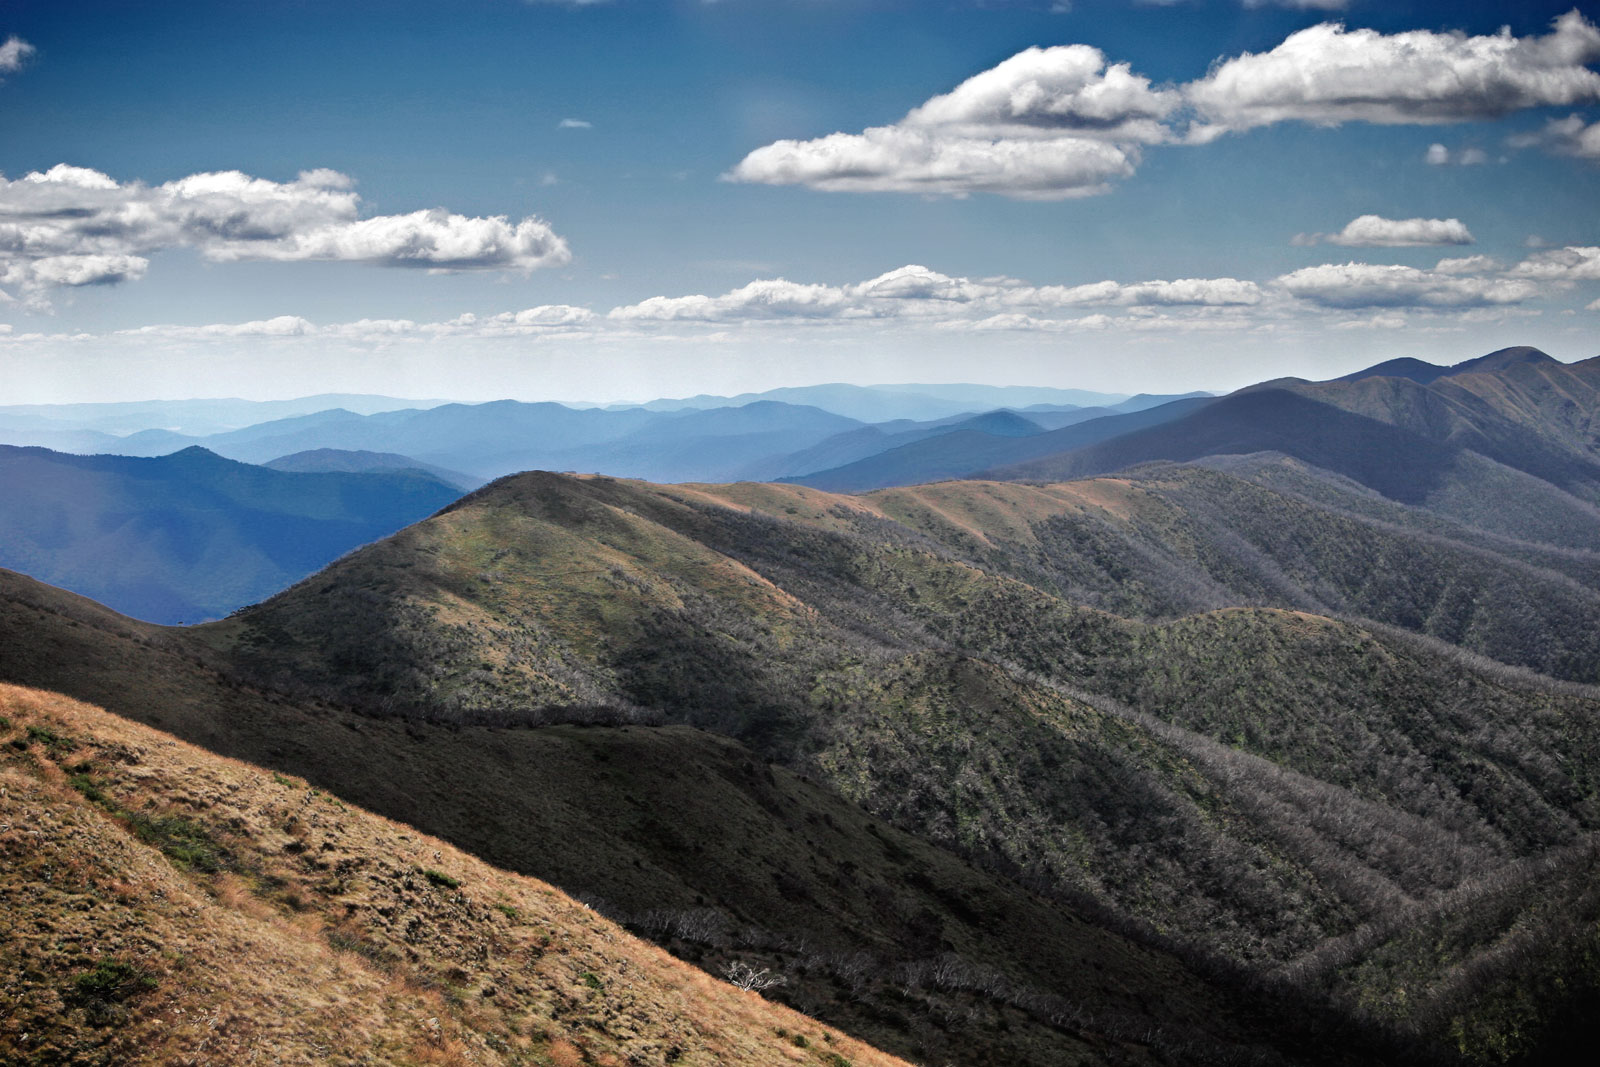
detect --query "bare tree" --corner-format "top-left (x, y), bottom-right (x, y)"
top-left (722, 960), bottom-right (787, 993)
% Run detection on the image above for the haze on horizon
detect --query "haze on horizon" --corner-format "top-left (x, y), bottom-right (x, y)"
top-left (2, 0), bottom-right (1597, 405)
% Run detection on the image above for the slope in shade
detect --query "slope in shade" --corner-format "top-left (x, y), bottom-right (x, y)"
top-left (0, 568), bottom-right (1396, 1067)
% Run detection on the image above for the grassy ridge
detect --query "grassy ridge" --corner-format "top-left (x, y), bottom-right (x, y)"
top-left (0, 683), bottom-right (913, 1067)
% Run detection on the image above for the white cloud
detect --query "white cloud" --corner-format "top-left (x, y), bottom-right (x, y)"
top-left (727, 44), bottom-right (1174, 199)
top-left (24, 254), bottom-right (149, 287)
top-left (0, 164), bottom-right (570, 299)
top-left (1434, 254), bottom-right (1504, 275)
top-left (1425, 143), bottom-right (1451, 165)
top-left (1509, 112), bottom-right (1600, 159)
top-left (901, 45), bottom-right (1179, 143)
top-left (119, 315), bottom-right (316, 340)
top-left (0, 35), bottom-right (34, 76)
top-left (1011, 276), bottom-right (1263, 308)
top-left (608, 265), bottom-right (1266, 324)
top-left (558, 118), bottom-right (593, 129)
top-left (728, 128), bottom-right (1137, 199)
top-left (1305, 214), bottom-right (1475, 247)
top-left (1186, 10), bottom-right (1600, 139)
top-left (1509, 245), bottom-right (1600, 280)
top-left (609, 278), bottom-right (855, 322)
top-left (1276, 262), bottom-right (1540, 308)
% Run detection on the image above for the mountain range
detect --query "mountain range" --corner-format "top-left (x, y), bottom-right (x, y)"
top-left (1, 346), bottom-right (1598, 1063)
top-left (0, 385), bottom-right (1210, 485)
top-left (0, 445), bottom-right (463, 624)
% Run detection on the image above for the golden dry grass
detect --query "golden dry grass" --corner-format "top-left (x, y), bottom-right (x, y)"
top-left (0, 683), bottom-right (913, 1067)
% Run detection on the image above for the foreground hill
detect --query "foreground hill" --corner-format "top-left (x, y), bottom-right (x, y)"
top-left (0, 682), bottom-right (911, 1067)
top-left (0, 569), bottom-right (1390, 1067)
top-left (0, 445), bottom-right (464, 624)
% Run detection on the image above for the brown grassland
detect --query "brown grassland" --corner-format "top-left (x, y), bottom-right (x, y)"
top-left (0, 682), bottom-right (910, 1067)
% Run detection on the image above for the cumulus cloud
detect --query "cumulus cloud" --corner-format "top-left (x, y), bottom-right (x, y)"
top-left (1010, 276), bottom-right (1263, 308)
top-left (607, 264), bottom-right (1266, 326)
top-left (0, 164), bottom-right (570, 300)
top-left (1509, 112), bottom-right (1600, 159)
top-left (728, 44), bottom-right (1175, 199)
top-left (1275, 262), bottom-right (1540, 308)
top-left (901, 45), bottom-right (1180, 143)
top-left (1186, 10), bottom-right (1600, 139)
top-left (1434, 254), bottom-right (1504, 275)
top-left (1509, 245), bottom-right (1600, 280)
top-left (0, 35), bottom-right (34, 76)
top-left (609, 278), bottom-right (856, 322)
top-left (1298, 214), bottom-right (1475, 247)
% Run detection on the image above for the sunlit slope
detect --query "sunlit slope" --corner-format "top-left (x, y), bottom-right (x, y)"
top-left (859, 465), bottom-right (1600, 682)
top-left (0, 683), bottom-right (912, 1067)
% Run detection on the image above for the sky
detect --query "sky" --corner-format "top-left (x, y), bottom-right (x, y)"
top-left (1, 0), bottom-right (1598, 404)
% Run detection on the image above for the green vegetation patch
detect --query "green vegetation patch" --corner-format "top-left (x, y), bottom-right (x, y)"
top-left (422, 867), bottom-right (461, 890)
top-left (24, 723), bottom-right (76, 756)
top-left (72, 959), bottom-right (158, 1003)
top-left (127, 811), bottom-right (230, 874)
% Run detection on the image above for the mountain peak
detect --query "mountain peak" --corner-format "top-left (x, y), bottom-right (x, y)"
top-left (1332, 357), bottom-right (1449, 384)
top-left (1446, 346), bottom-right (1555, 376)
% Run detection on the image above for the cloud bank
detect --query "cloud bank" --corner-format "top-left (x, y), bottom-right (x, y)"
top-left (0, 164), bottom-right (570, 302)
top-left (730, 11), bottom-right (1600, 197)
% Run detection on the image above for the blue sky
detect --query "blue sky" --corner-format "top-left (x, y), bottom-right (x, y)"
top-left (2, 0), bottom-right (1597, 403)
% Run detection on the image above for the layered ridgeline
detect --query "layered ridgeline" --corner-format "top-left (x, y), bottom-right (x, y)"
top-left (0, 386), bottom-right (1206, 486)
top-left (0, 445), bottom-right (464, 624)
top-left (0, 683), bottom-right (911, 1067)
top-left (3, 460), bottom-right (1590, 1062)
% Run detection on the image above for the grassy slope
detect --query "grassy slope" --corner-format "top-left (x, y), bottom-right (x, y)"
top-left (0, 683), bottom-right (910, 1067)
top-left (0, 568), bottom-right (1373, 1067)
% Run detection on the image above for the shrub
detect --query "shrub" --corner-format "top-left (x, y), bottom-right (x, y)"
top-left (73, 959), bottom-right (157, 1002)
top-left (423, 868), bottom-right (461, 890)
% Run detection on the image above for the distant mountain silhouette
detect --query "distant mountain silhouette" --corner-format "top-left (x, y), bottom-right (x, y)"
top-left (263, 448), bottom-right (482, 490)
top-left (78, 400), bottom-right (863, 482)
top-left (0, 445), bottom-right (462, 623)
top-left (789, 397), bottom-right (1212, 491)
top-left (987, 390), bottom-right (1464, 503)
